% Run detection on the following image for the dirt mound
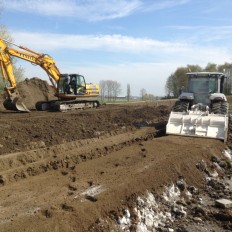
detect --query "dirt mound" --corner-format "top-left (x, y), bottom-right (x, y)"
top-left (0, 96), bottom-right (4, 111)
top-left (0, 77), bottom-right (56, 111)
top-left (16, 77), bottom-right (56, 110)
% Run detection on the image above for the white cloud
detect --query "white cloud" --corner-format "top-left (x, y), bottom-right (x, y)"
top-left (10, 31), bottom-right (231, 64)
top-left (3, 0), bottom-right (142, 21)
top-left (168, 25), bottom-right (232, 43)
top-left (11, 31), bottom-right (190, 53)
top-left (142, 0), bottom-right (190, 12)
top-left (3, 0), bottom-right (191, 21)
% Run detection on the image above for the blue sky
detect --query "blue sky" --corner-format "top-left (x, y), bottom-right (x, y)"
top-left (1, 0), bottom-right (232, 96)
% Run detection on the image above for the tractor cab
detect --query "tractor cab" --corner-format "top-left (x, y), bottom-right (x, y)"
top-left (180, 72), bottom-right (226, 105)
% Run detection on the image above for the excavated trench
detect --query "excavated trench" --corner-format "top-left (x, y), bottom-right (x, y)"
top-left (0, 127), bottom-right (157, 186)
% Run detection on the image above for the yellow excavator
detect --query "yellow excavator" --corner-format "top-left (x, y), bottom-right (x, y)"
top-left (0, 37), bottom-right (100, 112)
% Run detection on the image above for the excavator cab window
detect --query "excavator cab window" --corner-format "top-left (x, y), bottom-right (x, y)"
top-left (69, 74), bottom-right (86, 95)
top-left (57, 74), bottom-right (71, 94)
top-left (57, 74), bottom-right (86, 95)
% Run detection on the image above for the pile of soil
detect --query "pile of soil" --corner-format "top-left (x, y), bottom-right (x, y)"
top-left (17, 77), bottom-right (56, 109)
top-left (0, 77), bottom-right (56, 111)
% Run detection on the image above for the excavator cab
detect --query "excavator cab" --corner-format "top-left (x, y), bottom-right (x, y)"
top-left (57, 74), bottom-right (86, 95)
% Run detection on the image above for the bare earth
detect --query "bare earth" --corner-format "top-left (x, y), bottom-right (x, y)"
top-left (0, 79), bottom-right (231, 232)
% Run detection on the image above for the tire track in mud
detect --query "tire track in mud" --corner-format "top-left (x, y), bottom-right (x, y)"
top-left (0, 127), bottom-right (157, 186)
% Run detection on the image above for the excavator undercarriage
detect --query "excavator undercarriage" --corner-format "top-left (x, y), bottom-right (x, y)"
top-left (35, 98), bottom-right (100, 112)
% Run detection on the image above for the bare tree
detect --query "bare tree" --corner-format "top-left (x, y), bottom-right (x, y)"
top-left (127, 84), bottom-right (131, 101)
top-left (146, 93), bottom-right (155, 100)
top-left (105, 80), bottom-right (114, 101)
top-left (100, 80), bottom-right (122, 102)
top-left (112, 81), bottom-right (121, 101)
top-left (140, 88), bottom-right (146, 100)
top-left (99, 80), bottom-right (107, 102)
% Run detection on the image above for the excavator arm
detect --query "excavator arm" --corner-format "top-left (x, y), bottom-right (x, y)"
top-left (0, 38), bottom-right (30, 111)
top-left (1, 38), bottom-right (61, 93)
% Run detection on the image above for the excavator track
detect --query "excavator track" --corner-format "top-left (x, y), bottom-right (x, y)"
top-left (36, 100), bottom-right (100, 112)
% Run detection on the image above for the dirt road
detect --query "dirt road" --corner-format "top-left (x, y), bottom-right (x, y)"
top-left (0, 102), bottom-right (231, 232)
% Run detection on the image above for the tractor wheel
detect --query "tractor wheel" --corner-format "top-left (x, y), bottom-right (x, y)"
top-left (212, 101), bottom-right (228, 115)
top-left (172, 101), bottom-right (189, 112)
top-left (220, 101), bottom-right (228, 114)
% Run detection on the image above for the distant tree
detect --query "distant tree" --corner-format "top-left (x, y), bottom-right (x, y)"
top-left (99, 80), bottom-right (107, 102)
top-left (218, 62), bottom-right (232, 95)
top-left (112, 81), bottom-right (121, 101)
top-left (165, 74), bottom-right (174, 97)
top-left (187, 64), bottom-right (202, 73)
top-left (204, 63), bottom-right (217, 72)
top-left (165, 65), bottom-right (202, 97)
top-left (105, 80), bottom-right (113, 101)
top-left (165, 62), bottom-right (232, 97)
top-left (143, 93), bottom-right (155, 101)
top-left (99, 80), bottom-right (122, 102)
top-left (127, 84), bottom-right (131, 101)
top-left (140, 88), bottom-right (146, 100)
top-left (218, 62), bottom-right (232, 73)
top-left (165, 67), bottom-right (188, 97)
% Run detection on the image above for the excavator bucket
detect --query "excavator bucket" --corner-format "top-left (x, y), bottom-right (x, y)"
top-left (3, 97), bottom-right (30, 112)
top-left (166, 111), bottom-right (228, 142)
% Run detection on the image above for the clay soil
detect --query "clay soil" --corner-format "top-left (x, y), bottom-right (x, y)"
top-left (0, 79), bottom-right (231, 232)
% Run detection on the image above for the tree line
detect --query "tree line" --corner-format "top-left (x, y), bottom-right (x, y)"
top-left (99, 80), bottom-right (158, 102)
top-left (165, 63), bottom-right (232, 97)
top-left (99, 80), bottom-right (122, 101)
